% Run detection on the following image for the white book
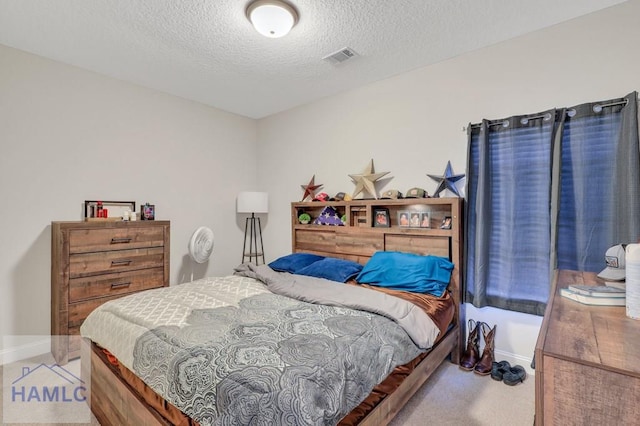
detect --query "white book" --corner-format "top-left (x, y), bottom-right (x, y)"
top-left (560, 288), bottom-right (625, 306)
top-left (605, 280), bottom-right (626, 290)
top-left (567, 284), bottom-right (625, 298)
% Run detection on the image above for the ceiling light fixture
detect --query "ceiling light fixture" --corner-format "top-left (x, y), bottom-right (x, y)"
top-left (246, 0), bottom-right (298, 38)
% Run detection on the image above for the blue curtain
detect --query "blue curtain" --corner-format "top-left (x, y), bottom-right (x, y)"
top-left (466, 92), bottom-right (640, 315)
top-left (557, 95), bottom-right (640, 272)
top-left (466, 112), bottom-right (557, 315)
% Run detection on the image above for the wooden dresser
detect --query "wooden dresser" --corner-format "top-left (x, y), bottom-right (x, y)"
top-left (535, 270), bottom-right (640, 425)
top-left (51, 220), bottom-right (170, 363)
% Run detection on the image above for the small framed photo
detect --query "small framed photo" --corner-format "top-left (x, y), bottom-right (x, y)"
top-left (84, 200), bottom-right (136, 220)
top-left (398, 211), bottom-right (410, 227)
top-left (420, 212), bottom-right (431, 228)
top-left (141, 204), bottom-right (155, 221)
top-left (440, 216), bottom-right (452, 229)
top-left (373, 208), bottom-right (391, 228)
top-left (409, 212), bottom-right (421, 227)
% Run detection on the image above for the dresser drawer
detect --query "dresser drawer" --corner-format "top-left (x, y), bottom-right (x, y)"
top-left (68, 289), bottom-right (154, 330)
top-left (69, 226), bottom-right (165, 254)
top-left (69, 298), bottom-right (114, 330)
top-left (69, 267), bottom-right (165, 303)
top-left (69, 247), bottom-right (164, 278)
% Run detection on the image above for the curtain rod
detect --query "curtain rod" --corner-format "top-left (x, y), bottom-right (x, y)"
top-left (463, 97), bottom-right (631, 132)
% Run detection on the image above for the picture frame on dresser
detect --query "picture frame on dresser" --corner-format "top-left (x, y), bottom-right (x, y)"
top-left (84, 200), bottom-right (136, 219)
top-left (141, 204), bottom-right (155, 220)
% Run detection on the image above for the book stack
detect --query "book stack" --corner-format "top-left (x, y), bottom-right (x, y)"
top-left (560, 284), bottom-right (626, 306)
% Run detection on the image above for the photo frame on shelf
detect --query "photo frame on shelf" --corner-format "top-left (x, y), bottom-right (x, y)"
top-left (373, 208), bottom-right (391, 228)
top-left (84, 200), bottom-right (136, 220)
top-left (141, 204), bottom-right (155, 221)
top-left (440, 216), bottom-right (452, 229)
top-left (409, 212), bottom-right (421, 227)
top-left (398, 211), bottom-right (410, 227)
top-left (420, 212), bottom-right (431, 228)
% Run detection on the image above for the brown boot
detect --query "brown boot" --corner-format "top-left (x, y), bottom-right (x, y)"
top-left (459, 319), bottom-right (481, 371)
top-left (474, 323), bottom-right (496, 376)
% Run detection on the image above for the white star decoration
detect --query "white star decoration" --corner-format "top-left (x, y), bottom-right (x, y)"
top-left (427, 161), bottom-right (465, 198)
top-left (349, 159), bottom-right (389, 199)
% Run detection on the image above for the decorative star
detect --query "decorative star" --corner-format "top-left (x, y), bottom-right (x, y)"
top-left (427, 161), bottom-right (465, 198)
top-left (349, 159), bottom-right (390, 199)
top-left (300, 175), bottom-right (323, 201)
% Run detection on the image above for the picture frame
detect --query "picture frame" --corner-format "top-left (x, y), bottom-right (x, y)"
top-left (440, 216), bottom-right (452, 229)
top-left (84, 200), bottom-right (136, 220)
top-left (398, 211), bottom-right (410, 227)
top-left (141, 204), bottom-right (155, 221)
top-left (409, 212), bottom-right (421, 228)
top-left (373, 208), bottom-right (391, 228)
top-left (420, 212), bottom-right (431, 228)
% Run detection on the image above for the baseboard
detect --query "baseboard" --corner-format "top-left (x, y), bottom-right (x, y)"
top-left (494, 348), bottom-right (534, 374)
top-left (0, 337), bottom-right (50, 365)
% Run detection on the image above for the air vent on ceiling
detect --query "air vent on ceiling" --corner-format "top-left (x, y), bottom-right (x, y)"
top-left (322, 47), bottom-right (358, 65)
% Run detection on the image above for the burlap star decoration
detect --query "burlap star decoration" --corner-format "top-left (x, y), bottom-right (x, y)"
top-left (349, 159), bottom-right (389, 199)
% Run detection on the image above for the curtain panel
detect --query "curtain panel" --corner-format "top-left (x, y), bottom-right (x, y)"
top-left (465, 92), bottom-right (640, 316)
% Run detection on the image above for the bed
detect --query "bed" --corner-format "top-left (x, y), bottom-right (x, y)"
top-left (80, 198), bottom-right (464, 425)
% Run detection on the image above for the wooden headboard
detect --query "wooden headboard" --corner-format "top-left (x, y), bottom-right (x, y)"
top-left (291, 197), bottom-right (464, 360)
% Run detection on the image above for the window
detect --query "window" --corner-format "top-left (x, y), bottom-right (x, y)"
top-left (466, 93), bottom-right (639, 315)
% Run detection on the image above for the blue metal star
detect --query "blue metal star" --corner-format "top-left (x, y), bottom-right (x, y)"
top-left (427, 161), bottom-right (465, 198)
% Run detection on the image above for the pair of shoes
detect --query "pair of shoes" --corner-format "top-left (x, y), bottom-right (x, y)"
top-left (491, 361), bottom-right (527, 385)
top-left (459, 320), bottom-right (496, 376)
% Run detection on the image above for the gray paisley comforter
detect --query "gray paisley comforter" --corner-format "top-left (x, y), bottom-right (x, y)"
top-left (81, 269), bottom-right (439, 426)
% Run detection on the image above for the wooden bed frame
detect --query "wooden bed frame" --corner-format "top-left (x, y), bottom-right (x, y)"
top-left (81, 197), bottom-right (464, 426)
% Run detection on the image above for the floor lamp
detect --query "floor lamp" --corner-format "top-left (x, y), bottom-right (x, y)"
top-left (237, 191), bottom-right (268, 265)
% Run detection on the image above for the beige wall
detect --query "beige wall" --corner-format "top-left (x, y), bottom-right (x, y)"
top-left (0, 45), bottom-right (258, 358)
top-left (256, 0), bottom-right (640, 367)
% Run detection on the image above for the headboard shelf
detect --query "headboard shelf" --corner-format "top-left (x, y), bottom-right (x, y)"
top-left (291, 197), bottom-right (463, 288)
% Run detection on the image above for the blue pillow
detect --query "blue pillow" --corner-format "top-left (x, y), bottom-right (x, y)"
top-left (268, 253), bottom-right (325, 273)
top-left (356, 251), bottom-right (453, 296)
top-left (295, 257), bottom-right (363, 283)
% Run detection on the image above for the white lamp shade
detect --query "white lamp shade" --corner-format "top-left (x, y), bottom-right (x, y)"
top-left (237, 192), bottom-right (269, 214)
top-left (247, 0), bottom-right (298, 38)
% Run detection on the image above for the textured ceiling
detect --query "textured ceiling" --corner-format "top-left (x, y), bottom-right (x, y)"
top-left (0, 0), bottom-right (627, 119)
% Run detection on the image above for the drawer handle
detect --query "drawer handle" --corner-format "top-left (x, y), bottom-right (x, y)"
top-left (111, 259), bottom-right (133, 266)
top-left (111, 238), bottom-right (132, 244)
top-left (111, 281), bottom-right (131, 289)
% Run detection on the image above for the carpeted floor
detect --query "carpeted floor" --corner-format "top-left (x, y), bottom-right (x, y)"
top-left (389, 361), bottom-right (535, 426)
top-left (1, 355), bottom-right (534, 425)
